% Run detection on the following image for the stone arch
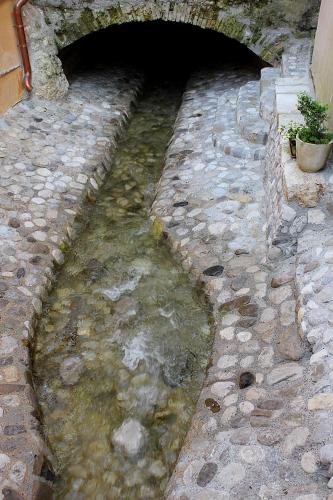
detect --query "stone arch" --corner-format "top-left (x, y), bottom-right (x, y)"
top-left (26, 0), bottom-right (319, 99)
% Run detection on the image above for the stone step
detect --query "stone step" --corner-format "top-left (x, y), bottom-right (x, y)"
top-left (213, 95), bottom-right (266, 160)
top-left (260, 67), bottom-right (281, 94)
top-left (236, 81), bottom-right (269, 145)
top-left (213, 125), bottom-right (266, 160)
top-left (260, 67), bottom-right (281, 122)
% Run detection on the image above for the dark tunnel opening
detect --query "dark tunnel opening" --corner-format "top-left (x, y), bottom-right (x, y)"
top-left (59, 20), bottom-right (267, 83)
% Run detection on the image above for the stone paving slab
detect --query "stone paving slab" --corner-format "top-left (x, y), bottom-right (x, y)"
top-left (0, 67), bottom-right (142, 498)
top-left (152, 68), bottom-right (330, 499)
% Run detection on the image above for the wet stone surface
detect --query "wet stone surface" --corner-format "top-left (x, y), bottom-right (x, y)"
top-left (0, 54), bottom-right (333, 499)
top-left (34, 82), bottom-right (213, 499)
top-left (0, 68), bottom-right (142, 497)
top-left (152, 68), bottom-right (329, 499)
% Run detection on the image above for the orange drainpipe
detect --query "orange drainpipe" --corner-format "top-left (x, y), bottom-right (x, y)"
top-left (13, 0), bottom-right (32, 92)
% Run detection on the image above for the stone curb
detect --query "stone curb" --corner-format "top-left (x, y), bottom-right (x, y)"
top-left (152, 61), bottom-right (331, 498)
top-left (0, 69), bottom-right (142, 498)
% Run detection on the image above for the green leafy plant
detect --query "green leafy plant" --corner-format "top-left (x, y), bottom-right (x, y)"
top-left (279, 121), bottom-right (302, 141)
top-left (279, 121), bottom-right (303, 158)
top-left (296, 92), bottom-right (333, 145)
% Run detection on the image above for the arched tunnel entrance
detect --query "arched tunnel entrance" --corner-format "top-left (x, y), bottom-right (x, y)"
top-left (59, 20), bottom-right (266, 81)
top-left (32, 20), bottom-right (272, 499)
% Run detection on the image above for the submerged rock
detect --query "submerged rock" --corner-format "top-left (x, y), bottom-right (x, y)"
top-left (59, 356), bottom-right (84, 385)
top-left (112, 418), bottom-right (148, 457)
top-left (84, 258), bottom-right (106, 282)
top-left (148, 460), bottom-right (167, 478)
top-left (114, 297), bottom-right (139, 325)
top-left (96, 277), bottom-right (140, 302)
top-left (162, 353), bottom-right (188, 387)
top-left (131, 258), bottom-right (153, 276)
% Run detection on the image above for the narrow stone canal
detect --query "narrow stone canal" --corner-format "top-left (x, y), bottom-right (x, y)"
top-left (33, 79), bottom-right (213, 499)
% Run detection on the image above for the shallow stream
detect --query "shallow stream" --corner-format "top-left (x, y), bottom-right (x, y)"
top-left (34, 79), bottom-right (213, 499)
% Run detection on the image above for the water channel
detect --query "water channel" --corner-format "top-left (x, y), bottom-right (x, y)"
top-left (33, 78), bottom-right (213, 499)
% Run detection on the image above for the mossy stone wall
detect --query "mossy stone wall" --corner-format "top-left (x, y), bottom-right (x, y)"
top-left (27, 0), bottom-right (320, 98)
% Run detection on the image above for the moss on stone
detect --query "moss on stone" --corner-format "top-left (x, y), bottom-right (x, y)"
top-left (217, 15), bottom-right (245, 42)
top-left (59, 240), bottom-right (68, 253)
top-left (47, 0), bottom-right (318, 64)
top-left (151, 218), bottom-right (164, 240)
top-left (216, 0), bottom-right (263, 6)
top-left (244, 0), bottom-right (317, 31)
top-left (249, 25), bottom-right (263, 46)
top-left (259, 33), bottom-right (289, 62)
top-left (188, 4), bottom-right (219, 21)
top-left (55, 7), bottom-right (127, 47)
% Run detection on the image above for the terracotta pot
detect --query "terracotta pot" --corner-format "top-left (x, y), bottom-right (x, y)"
top-left (296, 135), bottom-right (333, 173)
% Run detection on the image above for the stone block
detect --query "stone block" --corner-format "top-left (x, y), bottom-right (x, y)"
top-left (282, 148), bottom-right (325, 207)
top-left (308, 393), bottom-right (333, 410)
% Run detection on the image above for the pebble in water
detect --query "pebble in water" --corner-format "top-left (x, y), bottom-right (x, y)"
top-left (112, 418), bottom-right (148, 457)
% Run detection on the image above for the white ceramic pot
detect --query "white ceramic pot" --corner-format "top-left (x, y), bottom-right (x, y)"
top-left (296, 135), bottom-right (333, 173)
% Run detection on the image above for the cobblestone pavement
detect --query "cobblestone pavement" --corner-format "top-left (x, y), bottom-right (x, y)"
top-left (152, 67), bottom-right (331, 499)
top-left (0, 68), bottom-right (142, 498)
top-left (1, 60), bottom-right (333, 499)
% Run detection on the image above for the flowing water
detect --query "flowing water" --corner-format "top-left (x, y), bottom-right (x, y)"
top-left (34, 79), bottom-right (213, 499)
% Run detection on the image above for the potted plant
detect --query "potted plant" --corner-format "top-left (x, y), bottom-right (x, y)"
top-left (279, 121), bottom-right (302, 158)
top-left (296, 92), bottom-right (333, 173)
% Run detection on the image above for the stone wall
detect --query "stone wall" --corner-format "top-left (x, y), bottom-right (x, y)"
top-left (23, 4), bottom-right (69, 100)
top-left (263, 39), bottom-right (323, 259)
top-left (263, 40), bottom-right (333, 481)
top-left (25, 0), bottom-right (320, 99)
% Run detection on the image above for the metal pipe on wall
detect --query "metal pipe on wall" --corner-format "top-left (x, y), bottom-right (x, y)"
top-left (13, 0), bottom-right (32, 92)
